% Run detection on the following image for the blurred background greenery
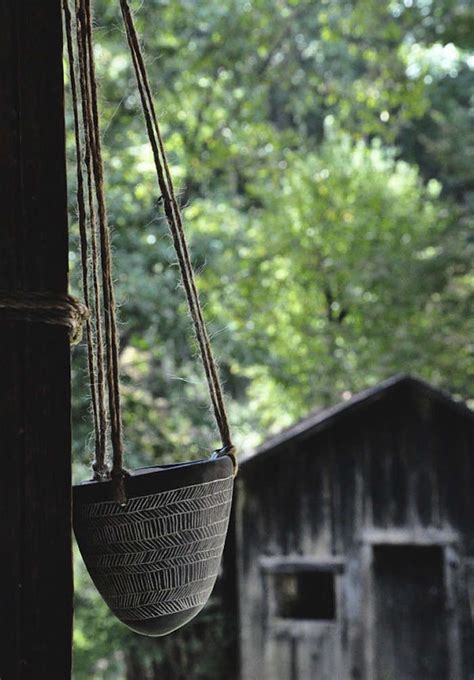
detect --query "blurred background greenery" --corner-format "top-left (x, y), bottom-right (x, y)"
top-left (67, 0), bottom-right (473, 676)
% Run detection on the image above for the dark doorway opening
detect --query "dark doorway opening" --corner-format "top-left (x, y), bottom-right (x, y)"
top-left (372, 544), bottom-right (448, 680)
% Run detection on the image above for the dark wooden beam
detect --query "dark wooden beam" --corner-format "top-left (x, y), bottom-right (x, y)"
top-left (0, 1), bottom-right (73, 677)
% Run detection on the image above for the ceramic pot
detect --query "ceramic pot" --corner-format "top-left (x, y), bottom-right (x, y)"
top-left (73, 454), bottom-right (234, 636)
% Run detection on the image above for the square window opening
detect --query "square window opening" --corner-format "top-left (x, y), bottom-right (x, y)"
top-left (273, 570), bottom-right (336, 621)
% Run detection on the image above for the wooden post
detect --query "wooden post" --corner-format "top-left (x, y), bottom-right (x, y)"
top-left (0, 1), bottom-right (73, 678)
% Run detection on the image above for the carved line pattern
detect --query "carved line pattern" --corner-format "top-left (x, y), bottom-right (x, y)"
top-left (117, 588), bottom-right (214, 621)
top-left (104, 572), bottom-right (220, 609)
top-left (75, 474), bottom-right (233, 620)
top-left (83, 500), bottom-right (232, 546)
top-left (84, 489), bottom-right (232, 528)
top-left (77, 475), bottom-right (233, 518)
top-left (85, 536), bottom-right (227, 568)
top-left (90, 547), bottom-right (225, 574)
top-left (94, 557), bottom-right (223, 597)
top-left (78, 517), bottom-right (230, 555)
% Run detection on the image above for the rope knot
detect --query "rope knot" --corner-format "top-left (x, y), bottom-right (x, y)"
top-left (111, 467), bottom-right (130, 506)
top-left (92, 461), bottom-right (110, 482)
top-left (213, 444), bottom-right (238, 477)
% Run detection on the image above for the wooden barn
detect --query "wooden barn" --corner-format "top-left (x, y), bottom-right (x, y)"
top-left (228, 375), bottom-right (474, 680)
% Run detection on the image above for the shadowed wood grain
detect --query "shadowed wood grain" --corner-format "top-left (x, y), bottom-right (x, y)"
top-left (0, 1), bottom-right (73, 677)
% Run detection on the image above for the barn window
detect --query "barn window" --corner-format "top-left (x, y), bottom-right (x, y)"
top-left (274, 569), bottom-right (336, 621)
top-left (261, 557), bottom-right (344, 622)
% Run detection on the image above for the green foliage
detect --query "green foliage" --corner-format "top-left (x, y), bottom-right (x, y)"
top-left (73, 549), bottom-right (129, 678)
top-left (197, 130), bottom-right (468, 423)
top-left (68, 0), bottom-right (473, 676)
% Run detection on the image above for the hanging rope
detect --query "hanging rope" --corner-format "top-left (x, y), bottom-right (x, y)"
top-left (64, 0), bottom-right (128, 501)
top-left (119, 0), bottom-right (236, 471)
top-left (64, 0), bottom-right (107, 478)
top-left (63, 0), bottom-right (237, 494)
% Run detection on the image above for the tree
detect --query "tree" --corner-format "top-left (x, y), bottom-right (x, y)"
top-left (194, 131), bottom-right (471, 424)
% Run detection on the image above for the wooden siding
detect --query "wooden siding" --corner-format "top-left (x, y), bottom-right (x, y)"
top-left (234, 380), bottom-right (474, 680)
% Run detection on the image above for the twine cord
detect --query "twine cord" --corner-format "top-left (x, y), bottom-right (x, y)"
top-left (62, 0), bottom-right (237, 497)
top-left (64, 0), bottom-right (127, 497)
top-left (119, 0), bottom-right (235, 467)
top-left (63, 0), bottom-right (105, 471)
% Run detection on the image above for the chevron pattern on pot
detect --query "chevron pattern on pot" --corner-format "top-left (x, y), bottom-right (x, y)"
top-left (74, 474), bottom-right (234, 621)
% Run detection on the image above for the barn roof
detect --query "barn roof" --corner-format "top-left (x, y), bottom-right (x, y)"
top-left (241, 374), bottom-right (473, 467)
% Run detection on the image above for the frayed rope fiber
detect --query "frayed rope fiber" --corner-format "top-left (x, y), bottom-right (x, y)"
top-left (0, 290), bottom-right (89, 344)
top-left (63, 0), bottom-right (237, 500)
top-left (119, 0), bottom-right (236, 470)
top-left (63, 0), bottom-right (126, 495)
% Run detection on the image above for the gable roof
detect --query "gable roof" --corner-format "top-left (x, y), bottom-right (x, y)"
top-left (241, 374), bottom-right (473, 467)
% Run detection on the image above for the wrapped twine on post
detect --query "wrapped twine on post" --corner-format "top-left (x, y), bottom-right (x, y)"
top-left (0, 290), bottom-right (89, 344)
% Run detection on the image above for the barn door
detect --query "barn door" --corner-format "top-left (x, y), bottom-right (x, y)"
top-left (264, 623), bottom-right (342, 680)
top-left (294, 624), bottom-right (342, 680)
top-left (261, 561), bottom-right (344, 680)
top-left (371, 544), bottom-right (449, 680)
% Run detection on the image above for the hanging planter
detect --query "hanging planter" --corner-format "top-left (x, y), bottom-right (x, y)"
top-left (74, 455), bottom-right (234, 636)
top-left (64, 0), bottom-right (238, 636)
